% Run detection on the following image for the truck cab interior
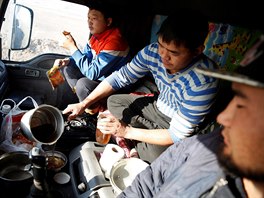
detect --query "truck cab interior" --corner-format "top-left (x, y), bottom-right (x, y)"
top-left (0, 0), bottom-right (263, 197)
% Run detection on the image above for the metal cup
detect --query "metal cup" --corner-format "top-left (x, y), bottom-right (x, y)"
top-left (20, 105), bottom-right (64, 145)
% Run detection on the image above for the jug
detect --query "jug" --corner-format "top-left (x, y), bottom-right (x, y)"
top-left (20, 105), bottom-right (64, 145)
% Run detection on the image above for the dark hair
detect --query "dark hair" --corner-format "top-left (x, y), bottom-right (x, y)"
top-left (87, 0), bottom-right (114, 19)
top-left (87, 0), bottom-right (119, 28)
top-left (157, 10), bottom-right (209, 51)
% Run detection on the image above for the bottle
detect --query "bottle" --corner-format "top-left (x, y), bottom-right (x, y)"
top-left (1, 104), bottom-right (11, 117)
top-left (96, 112), bottom-right (111, 144)
top-left (0, 104), bottom-right (11, 128)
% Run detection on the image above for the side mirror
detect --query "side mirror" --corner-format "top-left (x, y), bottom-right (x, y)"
top-left (10, 4), bottom-right (33, 50)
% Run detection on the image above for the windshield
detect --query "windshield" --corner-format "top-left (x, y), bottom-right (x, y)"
top-left (1, 0), bottom-right (89, 61)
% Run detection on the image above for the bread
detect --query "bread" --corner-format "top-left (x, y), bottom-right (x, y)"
top-left (63, 30), bottom-right (70, 36)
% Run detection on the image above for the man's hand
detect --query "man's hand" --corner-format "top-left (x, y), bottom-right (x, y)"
top-left (61, 33), bottom-right (78, 54)
top-left (62, 102), bottom-right (86, 121)
top-left (97, 113), bottom-right (128, 137)
top-left (54, 58), bottom-right (70, 69)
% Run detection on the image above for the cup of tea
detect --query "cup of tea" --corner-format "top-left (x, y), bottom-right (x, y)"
top-left (96, 128), bottom-right (111, 145)
top-left (96, 111), bottom-right (112, 144)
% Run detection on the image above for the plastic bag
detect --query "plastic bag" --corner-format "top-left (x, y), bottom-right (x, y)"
top-left (0, 96), bottom-right (38, 152)
top-left (46, 62), bottom-right (65, 90)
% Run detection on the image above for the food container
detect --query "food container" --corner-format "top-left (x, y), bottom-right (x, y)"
top-left (109, 158), bottom-right (149, 196)
top-left (46, 64), bottom-right (65, 90)
top-left (45, 150), bottom-right (67, 172)
top-left (0, 151), bottom-right (33, 197)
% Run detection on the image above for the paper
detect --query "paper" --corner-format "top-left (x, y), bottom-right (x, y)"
top-left (99, 144), bottom-right (125, 178)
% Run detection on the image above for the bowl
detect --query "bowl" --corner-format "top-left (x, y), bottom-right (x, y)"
top-left (110, 158), bottom-right (149, 196)
top-left (45, 150), bottom-right (67, 172)
top-left (0, 151), bottom-right (33, 196)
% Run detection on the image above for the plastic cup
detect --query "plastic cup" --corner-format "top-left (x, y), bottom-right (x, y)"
top-left (95, 128), bottom-right (111, 145)
top-left (96, 112), bottom-right (111, 144)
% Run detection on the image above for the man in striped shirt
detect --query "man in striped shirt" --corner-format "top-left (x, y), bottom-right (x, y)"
top-left (63, 10), bottom-right (219, 162)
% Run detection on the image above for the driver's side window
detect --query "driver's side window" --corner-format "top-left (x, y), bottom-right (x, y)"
top-left (1, 0), bottom-right (89, 61)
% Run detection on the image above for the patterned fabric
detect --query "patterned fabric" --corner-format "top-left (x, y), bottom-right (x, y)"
top-left (69, 27), bottom-right (130, 81)
top-left (150, 16), bottom-right (262, 73)
top-left (105, 43), bottom-right (219, 142)
top-left (204, 23), bottom-right (262, 71)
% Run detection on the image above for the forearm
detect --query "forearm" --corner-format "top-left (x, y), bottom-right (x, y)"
top-left (81, 80), bottom-right (115, 108)
top-left (70, 46), bottom-right (78, 54)
top-left (124, 127), bottom-right (173, 146)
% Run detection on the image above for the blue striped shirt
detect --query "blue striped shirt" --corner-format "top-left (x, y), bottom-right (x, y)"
top-left (106, 43), bottom-right (219, 142)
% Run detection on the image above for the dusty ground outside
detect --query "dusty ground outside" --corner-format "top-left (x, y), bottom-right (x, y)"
top-left (1, 0), bottom-right (89, 61)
